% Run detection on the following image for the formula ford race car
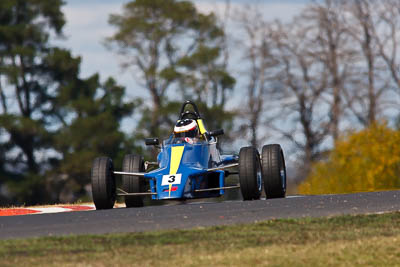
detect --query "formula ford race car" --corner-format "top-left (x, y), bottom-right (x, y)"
top-left (91, 101), bottom-right (287, 209)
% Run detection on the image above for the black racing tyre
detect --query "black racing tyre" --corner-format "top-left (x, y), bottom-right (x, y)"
top-left (262, 144), bottom-right (286, 198)
top-left (122, 154), bottom-right (145, 208)
top-left (239, 147), bottom-right (262, 200)
top-left (91, 157), bottom-right (116, 210)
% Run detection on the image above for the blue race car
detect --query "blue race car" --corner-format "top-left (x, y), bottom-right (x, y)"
top-left (91, 101), bottom-right (286, 209)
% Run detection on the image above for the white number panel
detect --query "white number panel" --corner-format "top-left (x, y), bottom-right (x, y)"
top-left (161, 174), bottom-right (182, 186)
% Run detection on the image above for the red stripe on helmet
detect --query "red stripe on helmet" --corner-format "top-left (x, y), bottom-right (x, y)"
top-left (174, 120), bottom-right (197, 133)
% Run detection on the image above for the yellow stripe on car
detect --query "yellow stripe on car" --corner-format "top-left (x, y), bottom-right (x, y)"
top-left (197, 119), bottom-right (207, 134)
top-left (169, 184), bottom-right (172, 198)
top-left (170, 146), bottom-right (184, 174)
top-left (169, 146), bottom-right (184, 197)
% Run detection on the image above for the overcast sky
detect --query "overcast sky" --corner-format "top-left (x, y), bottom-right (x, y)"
top-left (52, 0), bottom-right (307, 100)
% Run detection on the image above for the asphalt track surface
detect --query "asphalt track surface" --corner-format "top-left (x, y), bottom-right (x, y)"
top-left (1, 190), bottom-right (400, 240)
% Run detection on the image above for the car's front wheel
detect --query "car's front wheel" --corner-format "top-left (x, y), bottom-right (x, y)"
top-left (262, 144), bottom-right (286, 198)
top-left (122, 154), bottom-right (145, 208)
top-left (239, 146), bottom-right (262, 200)
top-left (91, 157), bottom-right (116, 210)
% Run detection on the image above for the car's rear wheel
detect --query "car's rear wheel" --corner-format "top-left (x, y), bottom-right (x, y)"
top-left (91, 157), bottom-right (116, 210)
top-left (262, 144), bottom-right (286, 198)
top-left (122, 154), bottom-right (145, 207)
top-left (239, 147), bottom-right (262, 200)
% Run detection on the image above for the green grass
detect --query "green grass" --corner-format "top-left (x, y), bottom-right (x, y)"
top-left (1, 212), bottom-right (400, 266)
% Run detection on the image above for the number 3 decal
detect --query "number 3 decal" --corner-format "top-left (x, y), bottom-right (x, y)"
top-left (162, 174), bottom-right (182, 185)
top-left (168, 175), bottom-right (176, 183)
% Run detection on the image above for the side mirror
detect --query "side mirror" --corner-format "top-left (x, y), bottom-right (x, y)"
top-left (209, 129), bottom-right (224, 137)
top-left (145, 138), bottom-right (159, 146)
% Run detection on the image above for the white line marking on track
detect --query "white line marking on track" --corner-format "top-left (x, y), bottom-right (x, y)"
top-left (30, 207), bottom-right (72, 214)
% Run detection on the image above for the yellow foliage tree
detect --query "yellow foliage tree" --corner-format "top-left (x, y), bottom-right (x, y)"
top-left (298, 123), bottom-right (400, 194)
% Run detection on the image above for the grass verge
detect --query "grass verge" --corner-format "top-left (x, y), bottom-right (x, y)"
top-left (1, 212), bottom-right (400, 266)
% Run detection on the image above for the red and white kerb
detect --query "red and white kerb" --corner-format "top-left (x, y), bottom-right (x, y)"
top-left (174, 120), bottom-right (197, 133)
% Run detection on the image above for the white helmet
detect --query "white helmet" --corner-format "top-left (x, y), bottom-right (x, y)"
top-left (174, 119), bottom-right (199, 138)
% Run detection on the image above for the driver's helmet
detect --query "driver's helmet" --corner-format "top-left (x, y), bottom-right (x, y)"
top-left (174, 119), bottom-right (199, 138)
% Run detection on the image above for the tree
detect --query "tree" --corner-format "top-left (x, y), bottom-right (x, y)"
top-left (304, 0), bottom-right (354, 141)
top-left (343, 0), bottom-right (396, 126)
top-left (372, 0), bottom-right (400, 118)
top-left (234, 6), bottom-right (278, 148)
top-left (0, 0), bottom-right (136, 204)
top-left (233, 0), bottom-right (400, 181)
top-left (267, 19), bottom-right (332, 174)
top-left (298, 123), bottom-right (400, 194)
top-left (0, 0), bottom-right (66, 204)
top-left (106, 0), bottom-right (235, 143)
top-left (0, 0), bottom-right (65, 173)
top-left (376, 0), bottom-right (400, 89)
top-left (41, 52), bottom-right (137, 201)
top-left (233, 2), bottom-right (351, 176)
top-left (45, 53), bottom-right (138, 204)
